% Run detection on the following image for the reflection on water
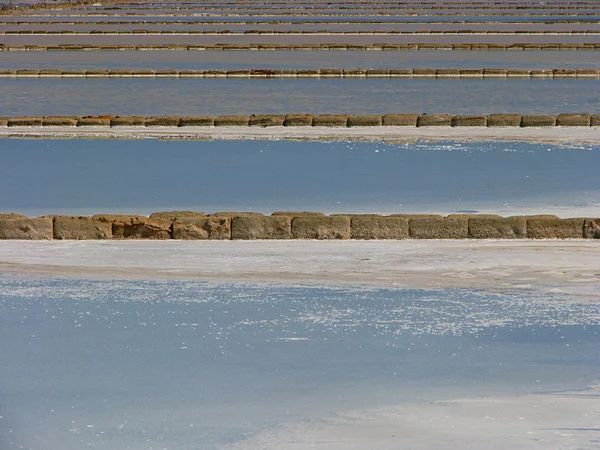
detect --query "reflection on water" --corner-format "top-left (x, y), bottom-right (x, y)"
top-left (0, 277), bottom-right (599, 449)
top-left (1, 78), bottom-right (598, 116)
top-left (0, 139), bottom-right (598, 216)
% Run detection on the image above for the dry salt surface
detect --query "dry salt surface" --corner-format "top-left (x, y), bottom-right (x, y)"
top-left (2, 125), bottom-right (600, 145)
top-left (1, 240), bottom-right (599, 298)
top-left (225, 384), bottom-right (600, 450)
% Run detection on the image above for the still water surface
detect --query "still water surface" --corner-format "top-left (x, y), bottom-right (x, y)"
top-left (0, 139), bottom-right (597, 216)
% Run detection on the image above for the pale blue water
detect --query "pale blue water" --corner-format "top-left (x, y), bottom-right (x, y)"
top-left (0, 276), bottom-right (599, 449)
top-left (0, 139), bottom-right (598, 216)
top-left (1, 50), bottom-right (598, 70)
top-left (1, 78), bottom-right (598, 116)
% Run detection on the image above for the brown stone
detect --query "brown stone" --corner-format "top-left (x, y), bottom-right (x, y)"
top-left (556, 114), bottom-right (591, 126)
top-left (521, 115), bottom-right (557, 127)
top-left (7, 116), bottom-right (43, 127)
top-left (214, 115), bottom-right (250, 126)
top-left (53, 216), bottom-right (112, 239)
top-left (313, 115), bottom-right (350, 127)
top-left (248, 114), bottom-right (285, 127)
top-left (409, 217), bottom-right (468, 239)
top-left (41, 116), bottom-right (78, 126)
top-left (110, 116), bottom-right (146, 126)
top-left (451, 115), bottom-right (487, 127)
top-left (231, 215), bottom-right (291, 239)
top-left (92, 214), bottom-right (171, 239)
top-left (527, 218), bottom-right (584, 239)
top-left (468, 216), bottom-right (527, 239)
top-left (487, 114), bottom-right (522, 127)
top-left (145, 116), bottom-right (180, 127)
top-left (347, 115), bottom-right (383, 127)
top-left (382, 114), bottom-right (419, 126)
top-left (291, 216), bottom-right (351, 239)
top-left (172, 217), bottom-right (230, 240)
top-left (77, 117), bottom-right (111, 126)
top-left (150, 211), bottom-right (205, 221)
top-left (0, 217), bottom-right (53, 240)
top-left (179, 116), bottom-right (215, 127)
top-left (283, 114), bottom-right (315, 126)
top-left (584, 218), bottom-right (600, 239)
top-left (417, 114), bottom-right (453, 127)
top-left (350, 216), bottom-right (408, 239)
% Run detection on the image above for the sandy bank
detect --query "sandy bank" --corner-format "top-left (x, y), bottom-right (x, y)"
top-left (1, 125), bottom-right (600, 144)
top-left (1, 240), bottom-right (599, 297)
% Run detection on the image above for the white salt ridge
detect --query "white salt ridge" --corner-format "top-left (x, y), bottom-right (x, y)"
top-left (1, 240), bottom-right (599, 298)
top-left (226, 384), bottom-right (600, 450)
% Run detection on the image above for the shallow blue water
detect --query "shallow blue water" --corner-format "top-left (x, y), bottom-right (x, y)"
top-left (0, 139), bottom-right (597, 216)
top-left (0, 276), bottom-right (598, 449)
top-left (1, 77), bottom-right (598, 116)
top-left (2, 49), bottom-right (598, 70)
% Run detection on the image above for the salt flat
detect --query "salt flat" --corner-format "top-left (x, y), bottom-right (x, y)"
top-left (1, 240), bottom-right (599, 298)
top-left (2, 126), bottom-right (600, 144)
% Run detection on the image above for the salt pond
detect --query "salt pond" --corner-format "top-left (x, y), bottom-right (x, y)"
top-left (1, 275), bottom-right (599, 449)
top-left (0, 139), bottom-right (598, 217)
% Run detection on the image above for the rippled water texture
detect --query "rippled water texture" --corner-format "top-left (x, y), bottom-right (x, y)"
top-left (0, 277), bottom-right (599, 449)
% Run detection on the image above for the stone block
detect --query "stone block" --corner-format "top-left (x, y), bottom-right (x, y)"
top-left (248, 114), bottom-right (285, 127)
top-left (382, 114), bottom-right (419, 126)
top-left (283, 114), bottom-right (315, 126)
top-left (0, 217), bottom-right (53, 240)
top-left (584, 218), bottom-right (600, 238)
top-left (92, 214), bottom-right (171, 239)
top-left (468, 216), bottom-right (527, 239)
top-left (7, 116), bottom-right (43, 127)
top-left (110, 116), bottom-right (146, 126)
top-left (178, 116), bottom-right (215, 126)
top-left (150, 211), bottom-right (205, 221)
top-left (313, 115), bottom-right (350, 127)
top-left (350, 216), bottom-right (408, 239)
top-left (41, 116), bottom-right (78, 126)
top-left (145, 116), bottom-right (180, 126)
top-left (214, 115), bottom-right (250, 126)
top-left (487, 114), bottom-right (522, 127)
top-left (347, 115), bottom-right (383, 127)
top-left (409, 217), bottom-right (468, 239)
top-left (291, 216), bottom-right (351, 239)
top-left (451, 115), bottom-right (487, 127)
top-left (417, 114), bottom-right (453, 127)
top-left (521, 115), bottom-right (557, 127)
top-left (556, 114), bottom-right (590, 126)
top-left (172, 217), bottom-right (230, 240)
top-left (527, 218), bottom-right (584, 238)
top-left (77, 116), bottom-right (112, 126)
top-left (53, 216), bottom-right (112, 239)
top-left (231, 215), bottom-right (291, 239)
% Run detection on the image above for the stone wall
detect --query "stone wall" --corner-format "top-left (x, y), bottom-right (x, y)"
top-left (0, 213), bottom-right (596, 240)
top-left (2, 114), bottom-right (599, 128)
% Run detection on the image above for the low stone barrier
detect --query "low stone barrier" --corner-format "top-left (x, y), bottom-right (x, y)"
top-left (2, 114), bottom-right (599, 128)
top-left (1, 43), bottom-right (600, 52)
top-left (4, 30), bottom-right (600, 36)
top-left (1, 67), bottom-right (598, 78)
